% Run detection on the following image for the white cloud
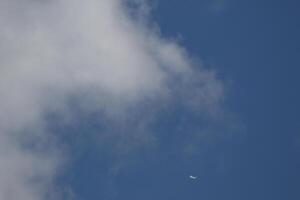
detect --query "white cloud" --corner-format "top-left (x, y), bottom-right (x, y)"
top-left (0, 0), bottom-right (224, 199)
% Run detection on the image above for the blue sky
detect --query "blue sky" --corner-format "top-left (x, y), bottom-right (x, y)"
top-left (0, 0), bottom-right (299, 200)
top-left (153, 1), bottom-right (300, 199)
top-left (65, 1), bottom-right (300, 199)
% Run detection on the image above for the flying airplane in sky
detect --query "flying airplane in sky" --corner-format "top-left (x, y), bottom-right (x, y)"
top-left (189, 175), bottom-right (197, 179)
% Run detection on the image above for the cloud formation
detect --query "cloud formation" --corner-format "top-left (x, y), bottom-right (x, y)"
top-left (0, 0), bottom-right (224, 199)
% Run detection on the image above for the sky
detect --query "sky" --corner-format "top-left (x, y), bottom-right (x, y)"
top-left (0, 0), bottom-right (299, 200)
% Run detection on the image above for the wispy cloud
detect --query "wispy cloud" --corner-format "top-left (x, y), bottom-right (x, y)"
top-left (0, 0), bottom-right (225, 199)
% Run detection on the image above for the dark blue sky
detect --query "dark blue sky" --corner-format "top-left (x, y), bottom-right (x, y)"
top-left (154, 1), bottom-right (300, 199)
top-left (60, 1), bottom-right (300, 199)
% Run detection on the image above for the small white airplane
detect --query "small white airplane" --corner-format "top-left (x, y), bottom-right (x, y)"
top-left (189, 175), bottom-right (197, 179)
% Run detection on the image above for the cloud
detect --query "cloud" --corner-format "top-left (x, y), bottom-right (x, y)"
top-left (0, 0), bottom-right (224, 199)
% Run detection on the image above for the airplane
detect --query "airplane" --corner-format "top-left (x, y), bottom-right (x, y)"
top-left (189, 175), bottom-right (197, 179)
